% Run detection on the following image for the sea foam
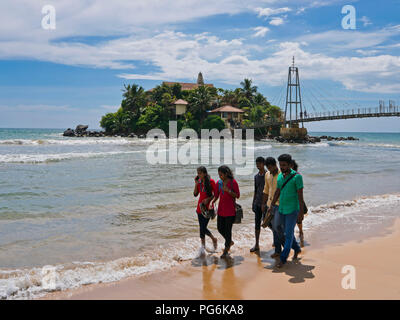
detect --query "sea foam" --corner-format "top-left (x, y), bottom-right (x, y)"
top-left (1, 193), bottom-right (399, 300)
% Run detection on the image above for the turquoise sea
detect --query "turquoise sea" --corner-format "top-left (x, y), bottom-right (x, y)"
top-left (1, 128), bottom-right (400, 299)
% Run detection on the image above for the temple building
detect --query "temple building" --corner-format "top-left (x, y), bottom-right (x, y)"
top-left (161, 72), bottom-right (214, 91)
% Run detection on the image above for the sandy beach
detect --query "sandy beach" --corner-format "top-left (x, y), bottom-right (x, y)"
top-left (43, 218), bottom-right (400, 300)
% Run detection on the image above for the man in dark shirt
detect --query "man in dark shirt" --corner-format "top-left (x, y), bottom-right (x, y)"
top-left (250, 157), bottom-right (266, 252)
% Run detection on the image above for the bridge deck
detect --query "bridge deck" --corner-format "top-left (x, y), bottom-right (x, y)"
top-left (291, 111), bottom-right (400, 123)
top-left (243, 111), bottom-right (400, 129)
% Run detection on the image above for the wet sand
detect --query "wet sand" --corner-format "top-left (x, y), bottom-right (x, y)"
top-left (44, 218), bottom-right (400, 300)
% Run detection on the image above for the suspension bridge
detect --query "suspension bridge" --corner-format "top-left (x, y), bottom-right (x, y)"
top-left (247, 57), bottom-right (400, 131)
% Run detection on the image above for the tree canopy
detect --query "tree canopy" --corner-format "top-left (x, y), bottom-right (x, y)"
top-left (100, 78), bottom-right (282, 135)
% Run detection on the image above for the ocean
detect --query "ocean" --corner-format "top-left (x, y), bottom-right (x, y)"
top-left (1, 128), bottom-right (400, 299)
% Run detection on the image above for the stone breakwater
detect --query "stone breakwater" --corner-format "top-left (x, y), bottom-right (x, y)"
top-left (269, 134), bottom-right (359, 144)
top-left (63, 125), bottom-right (145, 138)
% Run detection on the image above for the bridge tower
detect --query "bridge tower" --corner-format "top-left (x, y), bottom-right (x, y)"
top-left (284, 57), bottom-right (304, 128)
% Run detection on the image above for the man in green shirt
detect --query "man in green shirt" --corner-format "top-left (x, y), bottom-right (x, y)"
top-left (267, 154), bottom-right (304, 268)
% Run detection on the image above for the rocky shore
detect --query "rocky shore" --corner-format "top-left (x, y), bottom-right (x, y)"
top-left (63, 125), bottom-right (359, 144)
top-left (268, 134), bottom-right (359, 144)
top-left (63, 125), bottom-right (145, 138)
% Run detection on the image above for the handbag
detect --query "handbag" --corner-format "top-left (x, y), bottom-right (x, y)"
top-left (200, 202), bottom-right (216, 220)
top-left (234, 203), bottom-right (243, 224)
top-left (261, 206), bottom-right (273, 228)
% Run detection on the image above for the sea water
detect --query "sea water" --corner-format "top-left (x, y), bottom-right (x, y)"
top-left (0, 128), bottom-right (399, 299)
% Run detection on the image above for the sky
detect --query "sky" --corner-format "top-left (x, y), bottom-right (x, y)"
top-left (0, 0), bottom-right (399, 132)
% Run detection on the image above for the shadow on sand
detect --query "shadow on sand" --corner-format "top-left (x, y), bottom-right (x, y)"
top-left (191, 253), bottom-right (244, 270)
top-left (256, 249), bottom-right (315, 283)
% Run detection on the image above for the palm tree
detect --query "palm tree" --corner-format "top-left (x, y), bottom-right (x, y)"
top-left (121, 84), bottom-right (147, 120)
top-left (240, 78), bottom-right (258, 102)
top-left (189, 86), bottom-right (214, 124)
top-left (220, 89), bottom-right (240, 108)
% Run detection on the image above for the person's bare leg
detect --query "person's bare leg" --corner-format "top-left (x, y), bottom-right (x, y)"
top-left (298, 223), bottom-right (304, 247)
top-left (250, 229), bottom-right (260, 252)
top-left (208, 234), bottom-right (218, 251)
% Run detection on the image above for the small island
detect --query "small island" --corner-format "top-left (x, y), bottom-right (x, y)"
top-left (63, 72), bottom-right (359, 143)
top-left (64, 73), bottom-right (282, 138)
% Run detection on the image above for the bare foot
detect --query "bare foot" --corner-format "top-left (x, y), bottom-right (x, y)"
top-left (220, 249), bottom-right (229, 259)
top-left (212, 238), bottom-right (218, 251)
top-left (299, 233), bottom-right (304, 247)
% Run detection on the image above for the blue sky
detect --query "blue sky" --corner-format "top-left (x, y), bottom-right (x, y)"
top-left (0, 0), bottom-right (399, 131)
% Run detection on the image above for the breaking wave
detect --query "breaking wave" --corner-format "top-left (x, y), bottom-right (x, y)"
top-left (1, 193), bottom-right (399, 300)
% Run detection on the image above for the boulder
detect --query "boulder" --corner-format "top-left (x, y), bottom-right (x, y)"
top-left (63, 128), bottom-right (75, 137)
top-left (75, 125), bottom-right (89, 134)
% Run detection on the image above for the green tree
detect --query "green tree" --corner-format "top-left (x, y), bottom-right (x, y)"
top-left (121, 84), bottom-right (147, 121)
top-left (100, 108), bottom-right (134, 134)
top-left (249, 105), bottom-right (266, 123)
top-left (201, 115), bottom-right (226, 131)
top-left (240, 78), bottom-right (258, 102)
top-left (188, 85), bottom-right (215, 124)
top-left (220, 89), bottom-right (239, 108)
top-left (114, 108), bottom-right (134, 134)
top-left (254, 93), bottom-right (269, 107)
top-left (266, 105), bottom-right (282, 120)
top-left (100, 112), bottom-right (117, 134)
top-left (136, 103), bottom-right (169, 134)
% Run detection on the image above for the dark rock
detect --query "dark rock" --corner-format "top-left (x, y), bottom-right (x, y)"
top-left (63, 128), bottom-right (75, 137)
top-left (75, 124), bottom-right (88, 134)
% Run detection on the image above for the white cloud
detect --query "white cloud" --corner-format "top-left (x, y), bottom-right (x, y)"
top-left (0, 1), bottom-right (399, 95)
top-left (252, 26), bottom-right (270, 37)
top-left (298, 26), bottom-right (400, 51)
top-left (360, 16), bottom-right (372, 27)
top-left (256, 7), bottom-right (291, 17)
top-left (269, 17), bottom-right (285, 26)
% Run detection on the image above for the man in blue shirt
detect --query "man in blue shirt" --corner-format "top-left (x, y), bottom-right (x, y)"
top-left (267, 154), bottom-right (304, 268)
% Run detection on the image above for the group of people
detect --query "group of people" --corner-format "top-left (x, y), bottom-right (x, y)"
top-left (193, 153), bottom-right (305, 268)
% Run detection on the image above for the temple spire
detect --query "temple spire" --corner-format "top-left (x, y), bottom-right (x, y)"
top-left (197, 72), bottom-right (204, 85)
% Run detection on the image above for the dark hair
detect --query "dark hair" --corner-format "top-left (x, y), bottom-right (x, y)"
top-left (291, 159), bottom-right (298, 171)
top-left (218, 165), bottom-right (234, 180)
top-left (197, 166), bottom-right (213, 197)
top-left (265, 157), bottom-right (276, 166)
top-left (256, 156), bottom-right (265, 164)
top-left (278, 153), bottom-right (292, 164)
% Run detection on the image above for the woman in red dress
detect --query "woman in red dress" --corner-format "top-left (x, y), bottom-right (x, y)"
top-left (193, 166), bottom-right (218, 255)
top-left (212, 165), bottom-right (240, 258)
